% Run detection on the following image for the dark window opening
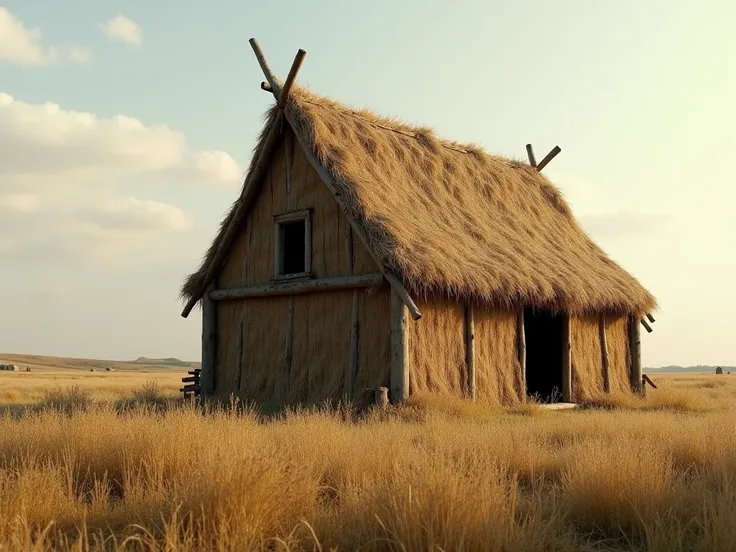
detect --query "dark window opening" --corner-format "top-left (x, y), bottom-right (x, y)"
top-left (280, 220), bottom-right (306, 275)
top-left (524, 307), bottom-right (564, 403)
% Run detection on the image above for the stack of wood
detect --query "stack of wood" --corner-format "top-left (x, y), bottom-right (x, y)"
top-left (181, 369), bottom-right (201, 399)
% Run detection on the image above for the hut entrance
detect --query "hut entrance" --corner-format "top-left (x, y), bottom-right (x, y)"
top-left (523, 308), bottom-right (564, 403)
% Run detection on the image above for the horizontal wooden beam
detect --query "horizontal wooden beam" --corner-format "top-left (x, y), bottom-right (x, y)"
top-left (209, 274), bottom-right (385, 301)
top-left (536, 145), bottom-right (561, 172)
top-left (646, 313), bottom-right (656, 323)
top-left (641, 318), bottom-right (653, 333)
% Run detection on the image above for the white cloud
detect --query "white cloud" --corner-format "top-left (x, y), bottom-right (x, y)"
top-left (0, 92), bottom-right (241, 265)
top-left (102, 15), bottom-right (142, 47)
top-left (0, 7), bottom-right (89, 66)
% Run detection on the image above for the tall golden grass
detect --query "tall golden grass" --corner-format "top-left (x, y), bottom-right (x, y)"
top-left (0, 372), bottom-right (734, 551)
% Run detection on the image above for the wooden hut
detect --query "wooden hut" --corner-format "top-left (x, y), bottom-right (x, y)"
top-left (179, 40), bottom-right (657, 407)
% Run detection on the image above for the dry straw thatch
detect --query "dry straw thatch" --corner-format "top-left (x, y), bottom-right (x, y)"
top-left (183, 88), bottom-right (656, 316)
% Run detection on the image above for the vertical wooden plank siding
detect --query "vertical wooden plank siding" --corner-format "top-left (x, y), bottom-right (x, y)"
top-left (346, 226), bottom-right (359, 401)
top-left (562, 313), bottom-right (572, 402)
top-left (599, 314), bottom-right (610, 393)
top-left (284, 297), bottom-right (294, 398)
top-left (517, 309), bottom-right (526, 401)
top-left (236, 317), bottom-right (244, 393)
top-left (628, 315), bottom-right (642, 394)
top-left (465, 304), bottom-right (476, 399)
top-left (390, 288), bottom-right (409, 402)
top-left (201, 282), bottom-right (217, 396)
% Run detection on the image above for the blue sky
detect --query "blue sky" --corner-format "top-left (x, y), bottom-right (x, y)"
top-left (0, 0), bottom-right (734, 366)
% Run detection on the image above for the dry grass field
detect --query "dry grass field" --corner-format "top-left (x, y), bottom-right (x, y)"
top-left (0, 357), bottom-right (734, 551)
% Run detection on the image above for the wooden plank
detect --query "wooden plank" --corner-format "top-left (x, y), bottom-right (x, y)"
top-left (599, 314), bottom-right (610, 393)
top-left (348, 292), bottom-right (360, 401)
top-left (284, 297), bottom-right (294, 397)
top-left (200, 282), bottom-right (217, 396)
top-left (236, 317), bottom-right (244, 393)
top-left (629, 315), bottom-right (642, 394)
top-left (536, 145), bottom-right (561, 172)
top-left (518, 309), bottom-right (527, 401)
top-left (285, 130), bottom-right (292, 209)
top-left (525, 144), bottom-right (537, 167)
top-left (390, 289), bottom-right (409, 403)
top-left (180, 110), bottom-right (285, 318)
top-left (561, 313), bottom-right (572, 402)
top-left (283, 111), bottom-right (423, 321)
top-left (465, 304), bottom-right (476, 400)
top-left (646, 313), bottom-right (656, 323)
top-left (181, 376), bottom-right (197, 383)
top-left (210, 274), bottom-right (384, 301)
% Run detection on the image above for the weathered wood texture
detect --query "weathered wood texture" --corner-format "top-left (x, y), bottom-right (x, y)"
top-left (465, 304), bottom-right (476, 399)
top-left (562, 314), bottom-right (572, 402)
top-left (390, 289), bottom-right (410, 402)
top-left (517, 309), bottom-right (526, 400)
top-left (236, 318), bottom-right (244, 393)
top-left (200, 282), bottom-right (217, 395)
top-left (210, 274), bottom-right (384, 301)
top-left (218, 128), bottom-right (379, 288)
top-left (629, 315), bottom-right (642, 394)
top-left (526, 144), bottom-right (537, 167)
top-left (284, 297), bottom-right (294, 397)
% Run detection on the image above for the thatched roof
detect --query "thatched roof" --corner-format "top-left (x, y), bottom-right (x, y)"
top-left (182, 88), bottom-right (656, 316)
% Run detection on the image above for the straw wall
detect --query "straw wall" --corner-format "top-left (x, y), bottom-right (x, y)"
top-left (570, 315), bottom-right (605, 401)
top-left (606, 315), bottom-right (632, 394)
top-left (213, 129), bottom-right (388, 404)
top-left (474, 306), bottom-right (523, 404)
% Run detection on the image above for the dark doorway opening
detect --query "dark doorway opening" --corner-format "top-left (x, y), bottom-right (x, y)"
top-left (524, 307), bottom-right (564, 403)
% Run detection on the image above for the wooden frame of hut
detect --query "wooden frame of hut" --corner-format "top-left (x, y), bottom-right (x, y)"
top-left (179, 40), bottom-right (657, 407)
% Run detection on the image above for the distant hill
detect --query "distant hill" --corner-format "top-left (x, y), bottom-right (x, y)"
top-left (133, 357), bottom-right (195, 368)
top-left (645, 365), bottom-right (735, 374)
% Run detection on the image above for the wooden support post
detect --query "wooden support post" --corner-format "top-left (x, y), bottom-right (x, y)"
top-left (390, 289), bottom-right (409, 403)
top-left (200, 282), bottom-right (217, 396)
top-left (284, 297), bottom-right (294, 398)
top-left (465, 304), bottom-right (476, 400)
top-left (236, 317), bottom-right (244, 393)
top-left (525, 144), bottom-right (537, 167)
top-left (629, 315), bottom-right (642, 394)
top-left (518, 309), bottom-right (527, 401)
top-left (249, 38), bottom-right (283, 97)
top-left (536, 146), bottom-right (561, 172)
top-left (562, 313), bottom-right (572, 402)
top-left (346, 227), bottom-right (359, 401)
top-left (599, 314), bottom-right (610, 393)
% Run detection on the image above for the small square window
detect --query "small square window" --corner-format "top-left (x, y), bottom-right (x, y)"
top-left (274, 210), bottom-right (311, 279)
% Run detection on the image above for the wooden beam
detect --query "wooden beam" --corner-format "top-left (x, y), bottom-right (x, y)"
top-left (536, 145), bottom-right (561, 172)
top-left (261, 81), bottom-right (272, 92)
top-left (277, 49), bottom-right (306, 110)
top-left (248, 38), bottom-right (282, 98)
top-left (629, 315), bottom-right (642, 394)
top-left (641, 318), bottom-right (653, 333)
top-left (646, 313), bottom-right (656, 323)
top-left (465, 304), bottom-right (476, 400)
top-left (236, 317), bottom-right (244, 393)
top-left (180, 110), bottom-right (285, 318)
top-left (599, 314), bottom-right (610, 393)
top-left (562, 313), bottom-right (572, 402)
top-left (283, 112), bottom-right (423, 321)
top-left (517, 309), bottom-right (526, 401)
top-left (390, 289), bottom-right (409, 403)
top-left (346, 226), bottom-right (359, 402)
top-left (209, 274), bottom-right (384, 301)
top-left (200, 282), bottom-right (217, 396)
top-left (525, 144), bottom-right (537, 168)
top-left (284, 297), bottom-right (294, 399)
